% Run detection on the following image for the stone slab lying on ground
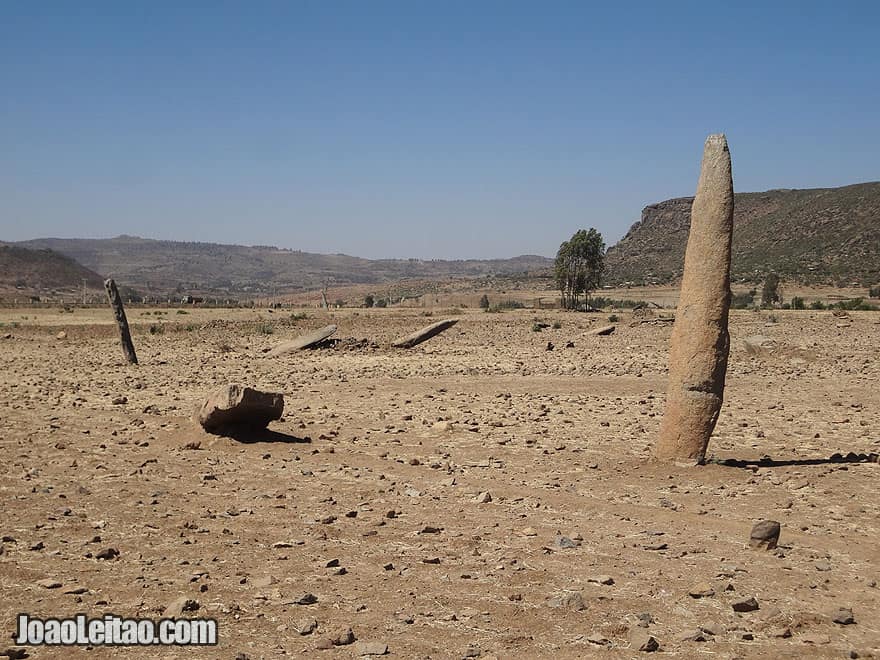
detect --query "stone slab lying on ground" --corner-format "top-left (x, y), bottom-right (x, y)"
top-left (266, 325), bottom-right (337, 357)
top-left (589, 324), bottom-right (616, 336)
top-left (198, 384), bottom-right (284, 432)
top-left (391, 318), bottom-right (458, 348)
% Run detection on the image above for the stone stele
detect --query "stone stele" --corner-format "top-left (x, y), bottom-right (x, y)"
top-left (655, 134), bottom-right (734, 463)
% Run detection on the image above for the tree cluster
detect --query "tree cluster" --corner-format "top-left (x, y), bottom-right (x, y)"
top-left (554, 228), bottom-right (605, 310)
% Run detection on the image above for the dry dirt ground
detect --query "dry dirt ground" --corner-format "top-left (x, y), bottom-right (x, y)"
top-left (1, 306), bottom-right (878, 659)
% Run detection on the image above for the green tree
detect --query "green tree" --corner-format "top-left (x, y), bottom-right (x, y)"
top-left (364, 294), bottom-right (374, 308)
top-left (478, 294), bottom-right (490, 309)
top-left (555, 228), bottom-right (605, 310)
top-left (761, 273), bottom-right (781, 307)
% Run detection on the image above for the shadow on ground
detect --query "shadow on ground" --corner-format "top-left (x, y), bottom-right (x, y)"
top-left (213, 426), bottom-right (312, 444)
top-left (714, 451), bottom-right (878, 469)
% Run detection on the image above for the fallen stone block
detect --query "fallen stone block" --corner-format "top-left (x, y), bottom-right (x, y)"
top-left (589, 324), bottom-right (616, 336)
top-left (265, 325), bottom-right (337, 357)
top-left (391, 318), bottom-right (458, 348)
top-left (198, 384), bottom-right (284, 433)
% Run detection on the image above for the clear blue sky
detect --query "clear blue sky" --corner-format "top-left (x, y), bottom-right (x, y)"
top-left (1, 1), bottom-right (878, 259)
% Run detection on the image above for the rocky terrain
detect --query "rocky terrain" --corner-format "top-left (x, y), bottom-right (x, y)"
top-left (1, 306), bottom-right (878, 658)
top-left (605, 181), bottom-right (880, 286)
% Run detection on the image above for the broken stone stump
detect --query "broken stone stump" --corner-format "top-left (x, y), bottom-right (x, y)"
top-left (391, 318), bottom-right (458, 348)
top-left (655, 134), bottom-right (734, 464)
top-left (104, 278), bottom-right (138, 364)
top-left (265, 325), bottom-right (337, 357)
top-left (749, 520), bottom-right (781, 550)
top-left (198, 384), bottom-right (283, 433)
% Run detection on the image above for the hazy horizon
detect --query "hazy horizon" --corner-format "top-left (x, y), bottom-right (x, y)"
top-left (10, 175), bottom-right (880, 262)
top-left (2, 2), bottom-right (878, 260)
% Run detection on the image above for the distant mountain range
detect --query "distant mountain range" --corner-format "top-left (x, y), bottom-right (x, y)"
top-left (4, 181), bottom-right (878, 297)
top-left (605, 181), bottom-right (880, 286)
top-left (0, 244), bottom-right (104, 293)
top-left (9, 235), bottom-right (552, 295)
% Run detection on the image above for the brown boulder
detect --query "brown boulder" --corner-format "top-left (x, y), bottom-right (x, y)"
top-left (198, 384), bottom-right (283, 433)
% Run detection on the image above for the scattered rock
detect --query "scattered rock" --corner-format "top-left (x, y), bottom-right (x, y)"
top-left (474, 491), bottom-right (492, 504)
top-left (636, 613), bottom-right (654, 627)
top-left (587, 575), bottom-right (614, 586)
top-left (36, 579), bottom-right (62, 589)
top-left (63, 586), bottom-right (88, 595)
top-left (749, 520), bottom-right (781, 550)
top-left (732, 597), bottom-right (760, 612)
top-left (688, 582), bottom-right (715, 598)
top-left (628, 628), bottom-right (659, 652)
top-left (164, 597), bottom-right (200, 618)
top-left (95, 547), bottom-right (119, 560)
top-left (294, 617), bottom-right (318, 635)
top-left (547, 591), bottom-right (586, 611)
top-left (555, 535), bottom-right (579, 549)
top-left (586, 633), bottom-right (611, 647)
top-left (290, 593), bottom-right (318, 605)
top-left (56, 331), bottom-right (67, 340)
top-left (699, 623), bottom-right (723, 636)
top-left (198, 384), bottom-right (284, 433)
top-left (833, 608), bottom-right (855, 625)
top-left (679, 629), bottom-right (707, 642)
top-left (355, 641), bottom-right (389, 656)
top-left (331, 628), bottom-right (356, 646)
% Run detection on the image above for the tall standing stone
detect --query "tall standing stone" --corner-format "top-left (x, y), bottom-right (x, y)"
top-left (655, 135), bottom-right (734, 463)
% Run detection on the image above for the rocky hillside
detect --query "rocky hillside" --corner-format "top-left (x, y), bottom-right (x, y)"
top-left (605, 182), bottom-right (880, 286)
top-left (0, 244), bottom-right (105, 293)
top-left (14, 236), bottom-right (552, 296)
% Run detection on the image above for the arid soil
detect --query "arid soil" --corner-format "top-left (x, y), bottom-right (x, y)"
top-left (1, 306), bottom-right (878, 659)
